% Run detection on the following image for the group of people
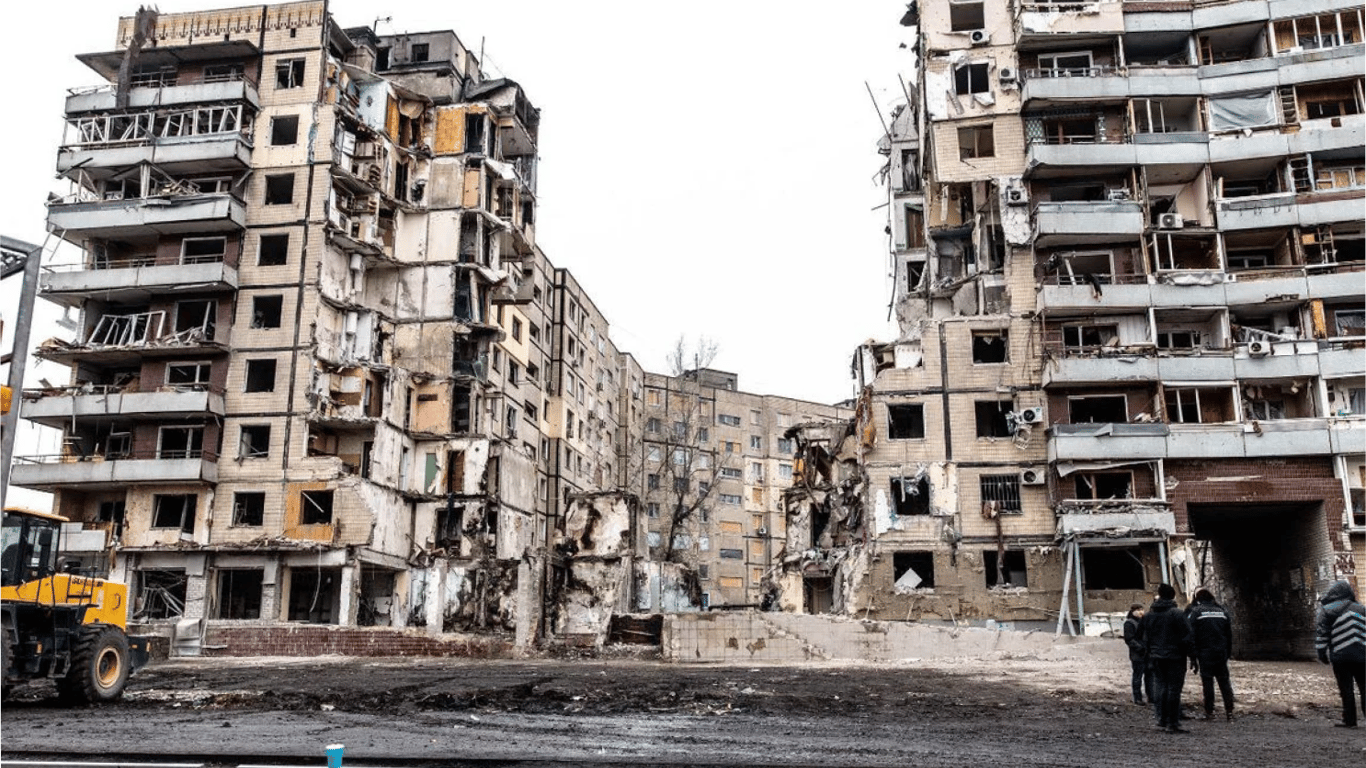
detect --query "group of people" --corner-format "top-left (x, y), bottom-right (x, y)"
top-left (1122, 580), bottom-right (1366, 733)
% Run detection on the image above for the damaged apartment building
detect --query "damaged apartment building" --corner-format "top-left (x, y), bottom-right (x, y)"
top-left (12, 1), bottom-right (635, 651)
top-left (785, 0), bottom-right (1364, 656)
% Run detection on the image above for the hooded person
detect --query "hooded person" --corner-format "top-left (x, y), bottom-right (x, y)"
top-left (1315, 580), bottom-right (1366, 728)
top-left (1185, 588), bottom-right (1234, 720)
top-left (1123, 603), bottom-right (1154, 706)
top-left (1140, 583), bottom-right (1194, 732)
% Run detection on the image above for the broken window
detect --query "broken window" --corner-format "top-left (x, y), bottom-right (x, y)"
top-left (984, 550), bottom-right (1027, 587)
top-left (972, 331), bottom-right (1008, 363)
top-left (777, 437), bottom-right (795, 454)
top-left (954, 64), bottom-right (990, 95)
top-left (275, 58), bottom-right (305, 89)
top-left (233, 492), bottom-right (265, 526)
top-left (465, 114), bottom-right (486, 154)
top-left (215, 569), bottom-right (264, 619)
top-left (1082, 547), bottom-right (1147, 590)
top-left (975, 401), bottom-right (1013, 438)
top-left (1165, 387), bottom-right (1235, 423)
top-left (436, 500), bottom-right (464, 547)
top-left (244, 358), bottom-right (277, 392)
top-left (251, 295), bottom-right (283, 329)
top-left (903, 206), bottom-right (925, 249)
top-left (300, 490), bottom-right (334, 525)
top-left (265, 173), bottom-right (295, 205)
top-left (719, 548), bottom-right (743, 560)
top-left (158, 426), bottom-right (204, 459)
top-left (1063, 324), bottom-right (1119, 351)
top-left (1068, 395), bottom-right (1129, 423)
top-left (890, 475), bottom-right (931, 516)
top-left (258, 233), bottom-right (289, 266)
top-left (949, 0), bottom-right (985, 31)
top-left (175, 299), bottom-right (217, 341)
top-left (238, 425), bottom-right (271, 459)
top-left (647, 473), bottom-right (661, 491)
top-left (410, 42), bottom-right (430, 62)
top-left (271, 115), bottom-right (299, 146)
top-left (167, 362), bottom-right (212, 389)
top-left (674, 477), bottom-right (688, 494)
top-left (288, 567), bottom-right (340, 623)
top-left (958, 124), bottom-right (995, 159)
top-left (893, 551), bottom-right (935, 589)
top-left (888, 403), bottom-right (926, 440)
top-left (151, 494), bottom-right (196, 533)
top-left (180, 237), bottom-right (226, 265)
top-left (980, 474), bottom-right (1022, 514)
top-left (1073, 472), bottom-right (1133, 500)
top-left (134, 569), bottom-right (187, 619)
top-left (1037, 50), bottom-right (1096, 77)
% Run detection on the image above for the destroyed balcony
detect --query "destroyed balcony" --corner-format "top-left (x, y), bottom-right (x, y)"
top-left (1033, 201), bottom-right (1145, 246)
top-left (1016, 1), bottom-right (1123, 42)
top-left (1054, 500), bottom-right (1176, 538)
top-left (21, 384), bottom-right (225, 429)
top-left (39, 259), bottom-right (239, 310)
top-left (1233, 339), bottom-right (1335, 379)
top-left (10, 450), bottom-right (218, 493)
top-left (1044, 352), bottom-right (1159, 387)
top-left (1048, 422), bottom-right (1169, 462)
top-left (1217, 189), bottom-right (1366, 231)
top-left (1020, 67), bottom-right (1133, 107)
top-left (34, 311), bottom-right (229, 366)
top-left (73, 38), bottom-right (260, 103)
top-left (1200, 43), bottom-right (1364, 91)
top-left (1207, 114), bottom-right (1365, 164)
top-left (57, 110), bottom-right (254, 180)
top-left (1167, 419), bottom-right (1357, 458)
top-left (64, 76), bottom-right (260, 117)
top-left (47, 192), bottom-right (246, 241)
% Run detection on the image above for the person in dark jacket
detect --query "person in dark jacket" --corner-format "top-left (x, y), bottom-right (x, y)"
top-left (1139, 583), bottom-right (1193, 732)
top-left (1185, 588), bottom-right (1234, 720)
top-left (1123, 603), bottom-right (1153, 705)
top-left (1315, 580), bottom-right (1365, 727)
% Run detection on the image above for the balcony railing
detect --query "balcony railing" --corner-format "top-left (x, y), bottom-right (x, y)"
top-left (10, 450), bottom-right (219, 491)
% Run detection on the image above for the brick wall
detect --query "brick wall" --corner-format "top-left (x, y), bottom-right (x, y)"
top-left (1167, 457), bottom-right (1346, 540)
top-left (203, 624), bottom-right (514, 657)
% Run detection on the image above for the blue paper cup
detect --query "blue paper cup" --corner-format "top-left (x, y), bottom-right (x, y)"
top-left (326, 744), bottom-right (344, 768)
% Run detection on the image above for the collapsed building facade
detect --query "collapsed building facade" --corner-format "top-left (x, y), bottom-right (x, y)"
top-left (12, 1), bottom-right (644, 651)
top-left (785, 0), bottom-right (1364, 657)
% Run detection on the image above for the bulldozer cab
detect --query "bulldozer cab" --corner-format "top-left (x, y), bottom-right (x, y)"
top-left (2, 508), bottom-right (63, 590)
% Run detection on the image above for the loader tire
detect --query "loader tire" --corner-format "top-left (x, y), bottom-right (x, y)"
top-left (59, 624), bottom-right (130, 705)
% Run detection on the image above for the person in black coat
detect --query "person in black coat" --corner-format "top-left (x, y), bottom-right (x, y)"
top-left (1139, 583), bottom-right (1193, 732)
top-left (1315, 580), bottom-right (1366, 727)
top-left (1123, 603), bottom-right (1153, 705)
top-left (1185, 588), bottom-right (1234, 720)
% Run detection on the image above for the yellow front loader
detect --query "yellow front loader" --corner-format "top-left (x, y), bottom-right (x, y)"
top-left (2, 507), bottom-right (150, 703)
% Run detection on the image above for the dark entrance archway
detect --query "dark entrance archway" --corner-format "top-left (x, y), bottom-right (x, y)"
top-left (1186, 501), bottom-right (1331, 660)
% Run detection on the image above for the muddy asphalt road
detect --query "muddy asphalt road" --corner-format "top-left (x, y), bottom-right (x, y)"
top-left (2, 651), bottom-right (1363, 767)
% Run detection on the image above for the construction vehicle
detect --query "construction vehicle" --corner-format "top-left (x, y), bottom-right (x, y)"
top-left (2, 506), bottom-right (150, 703)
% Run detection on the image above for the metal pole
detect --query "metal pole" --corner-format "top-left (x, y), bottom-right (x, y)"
top-left (1073, 538), bottom-right (1086, 635)
top-left (1, 236), bottom-right (43, 509)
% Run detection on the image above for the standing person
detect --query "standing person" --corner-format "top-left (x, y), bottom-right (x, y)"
top-left (1185, 588), bottom-right (1234, 720)
top-left (1123, 603), bottom-right (1153, 706)
top-left (1315, 580), bottom-right (1365, 728)
top-left (1140, 583), bottom-right (1193, 733)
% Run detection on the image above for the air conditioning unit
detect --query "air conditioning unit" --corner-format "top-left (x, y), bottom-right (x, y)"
top-left (1006, 184), bottom-right (1029, 206)
top-left (1107, 189), bottom-right (1130, 201)
top-left (757, 527), bottom-right (768, 536)
top-left (969, 29), bottom-right (989, 45)
top-left (999, 67), bottom-right (1017, 84)
top-left (1020, 469), bottom-right (1046, 486)
top-left (1158, 213), bottom-right (1184, 229)
top-left (1247, 340), bottom-right (1271, 357)
top-left (1018, 407), bottom-right (1044, 424)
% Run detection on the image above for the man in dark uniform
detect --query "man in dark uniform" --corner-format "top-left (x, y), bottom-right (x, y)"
top-left (1139, 583), bottom-right (1193, 732)
top-left (1185, 588), bottom-right (1234, 720)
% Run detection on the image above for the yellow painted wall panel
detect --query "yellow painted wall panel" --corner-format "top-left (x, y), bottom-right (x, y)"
top-left (463, 169), bottom-right (482, 208)
top-left (434, 106), bottom-right (466, 155)
top-left (386, 97), bottom-right (400, 142)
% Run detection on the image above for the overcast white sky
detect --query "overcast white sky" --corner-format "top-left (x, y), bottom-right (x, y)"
top-left (1, 1), bottom-right (914, 466)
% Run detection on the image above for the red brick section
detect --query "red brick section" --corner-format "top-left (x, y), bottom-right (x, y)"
top-left (1166, 457), bottom-right (1348, 544)
top-left (202, 625), bottom-right (515, 658)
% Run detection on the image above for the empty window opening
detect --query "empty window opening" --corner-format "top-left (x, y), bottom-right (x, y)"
top-left (980, 474), bottom-right (1022, 513)
top-left (233, 492), bottom-right (265, 526)
top-left (251, 295), bottom-right (283, 328)
top-left (975, 401), bottom-right (1013, 438)
top-left (216, 569), bottom-right (264, 619)
top-left (891, 475), bottom-right (931, 516)
top-left (984, 549), bottom-right (1028, 587)
top-left (258, 233), bottom-right (289, 266)
top-left (134, 569), bottom-right (187, 620)
top-left (300, 490), bottom-right (334, 524)
top-left (906, 260), bottom-right (926, 291)
top-left (1157, 330), bottom-right (1199, 349)
top-left (1149, 233), bottom-right (1220, 271)
top-left (437, 501), bottom-right (464, 547)
top-left (887, 403), bottom-right (926, 439)
top-left (288, 567), bottom-right (340, 623)
top-left (893, 551), bottom-right (935, 589)
top-left (1165, 387), bottom-right (1235, 423)
top-left (239, 425), bottom-right (271, 458)
top-left (271, 115), bottom-right (299, 145)
top-left (1081, 547), bottom-right (1147, 590)
top-left (972, 331), bottom-right (1008, 363)
top-left (1073, 472), bottom-right (1133, 500)
top-left (949, 1), bottom-right (985, 31)
top-left (167, 362), bottom-right (212, 388)
top-left (1038, 115), bottom-right (1100, 145)
top-left (1068, 395), bottom-right (1129, 423)
top-left (1037, 50), bottom-right (1095, 76)
top-left (410, 42), bottom-right (429, 62)
top-left (958, 125), bottom-right (995, 159)
top-left (152, 494), bottom-right (197, 533)
top-left (955, 63), bottom-right (991, 95)
top-left (275, 58), bottom-right (305, 89)
top-left (1063, 324), bottom-right (1119, 350)
top-left (175, 299), bottom-right (216, 341)
top-left (180, 237), bottom-right (226, 264)
top-left (465, 114), bottom-right (486, 154)
top-left (265, 173), bottom-right (295, 204)
top-left (158, 426), bottom-right (204, 459)
top-left (244, 359), bottom-right (277, 392)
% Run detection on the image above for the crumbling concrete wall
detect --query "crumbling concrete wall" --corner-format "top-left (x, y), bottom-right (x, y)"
top-left (548, 493), bottom-right (641, 644)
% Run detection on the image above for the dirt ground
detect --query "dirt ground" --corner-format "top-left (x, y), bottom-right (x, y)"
top-left (3, 647), bottom-right (1363, 767)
